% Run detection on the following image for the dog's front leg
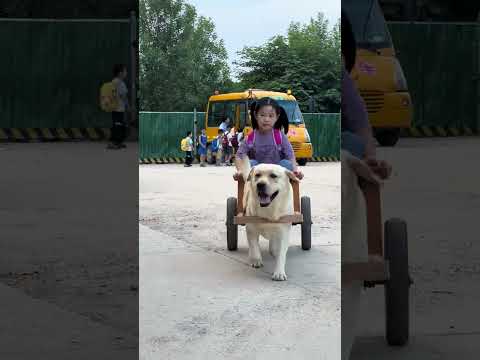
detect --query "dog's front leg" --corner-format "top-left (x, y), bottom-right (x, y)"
top-left (269, 239), bottom-right (277, 257)
top-left (272, 231), bottom-right (289, 281)
top-left (246, 225), bottom-right (263, 268)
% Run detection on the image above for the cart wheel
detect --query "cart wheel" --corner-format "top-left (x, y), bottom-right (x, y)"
top-left (207, 150), bottom-right (215, 164)
top-left (226, 197), bottom-right (238, 251)
top-left (384, 218), bottom-right (410, 346)
top-left (301, 196), bottom-right (312, 250)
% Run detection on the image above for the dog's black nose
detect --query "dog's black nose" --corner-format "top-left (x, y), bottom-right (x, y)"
top-left (257, 182), bottom-right (267, 191)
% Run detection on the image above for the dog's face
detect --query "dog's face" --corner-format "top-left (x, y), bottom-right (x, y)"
top-left (247, 164), bottom-right (298, 207)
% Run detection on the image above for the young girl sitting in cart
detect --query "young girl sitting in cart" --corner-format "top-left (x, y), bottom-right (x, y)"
top-left (233, 97), bottom-right (304, 180)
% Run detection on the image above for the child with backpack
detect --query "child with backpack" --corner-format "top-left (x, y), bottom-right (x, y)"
top-left (229, 127), bottom-right (239, 155)
top-left (221, 129), bottom-right (233, 166)
top-left (181, 131), bottom-right (194, 167)
top-left (100, 64), bottom-right (129, 149)
top-left (198, 129), bottom-right (208, 167)
top-left (234, 97), bottom-right (304, 179)
top-left (212, 129), bottom-right (224, 166)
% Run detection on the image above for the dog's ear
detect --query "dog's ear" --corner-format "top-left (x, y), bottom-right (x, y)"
top-left (246, 168), bottom-right (255, 182)
top-left (285, 170), bottom-right (299, 182)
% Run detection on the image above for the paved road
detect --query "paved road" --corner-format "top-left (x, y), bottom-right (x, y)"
top-left (351, 137), bottom-right (480, 359)
top-left (0, 142), bottom-right (138, 358)
top-left (139, 162), bottom-right (341, 360)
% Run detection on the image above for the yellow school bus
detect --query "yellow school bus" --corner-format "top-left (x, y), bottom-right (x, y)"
top-left (343, 0), bottom-right (412, 146)
top-left (205, 89), bottom-right (313, 165)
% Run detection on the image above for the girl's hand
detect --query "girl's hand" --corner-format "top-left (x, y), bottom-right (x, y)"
top-left (365, 158), bottom-right (392, 179)
top-left (293, 168), bottom-right (304, 180)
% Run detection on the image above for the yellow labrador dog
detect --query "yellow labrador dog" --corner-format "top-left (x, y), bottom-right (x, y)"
top-left (237, 156), bottom-right (299, 281)
top-left (341, 149), bottom-right (381, 359)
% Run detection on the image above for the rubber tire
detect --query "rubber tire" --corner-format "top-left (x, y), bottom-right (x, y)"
top-left (301, 196), bottom-right (312, 250)
top-left (375, 129), bottom-right (400, 147)
top-left (297, 158), bottom-right (308, 166)
top-left (384, 218), bottom-right (410, 346)
top-left (226, 197), bottom-right (238, 251)
top-left (207, 150), bottom-right (215, 165)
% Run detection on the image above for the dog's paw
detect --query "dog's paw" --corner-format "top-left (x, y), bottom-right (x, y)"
top-left (250, 259), bottom-right (263, 268)
top-left (272, 271), bottom-right (287, 281)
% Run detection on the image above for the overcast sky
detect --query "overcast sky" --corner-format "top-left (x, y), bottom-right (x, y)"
top-left (187, 0), bottom-right (341, 78)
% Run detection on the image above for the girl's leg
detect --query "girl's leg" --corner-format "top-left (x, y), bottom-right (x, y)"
top-left (249, 159), bottom-right (259, 168)
top-left (110, 112), bottom-right (121, 146)
top-left (278, 159), bottom-right (294, 171)
top-left (216, 149), bottom-right (223, 166)
top-left (341, 131), bottom-right (366, 159)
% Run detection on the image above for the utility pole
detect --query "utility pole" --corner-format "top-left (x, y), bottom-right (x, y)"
top-left (193, 108), bottom-right (198, 158)
top-left (477, 10), bottom-right (480, 132)
top-left (129, 11), bottom-right (137, 128)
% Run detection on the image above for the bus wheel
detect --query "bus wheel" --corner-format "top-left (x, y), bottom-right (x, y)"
top-left (207, 150), bottom-right (215, 164)
top-left (376, 129), bottom-right (400, 147)
top-left (297, 158), bottom-right (307, 166)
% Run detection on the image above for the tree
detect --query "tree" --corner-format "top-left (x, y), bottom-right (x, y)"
top-left (139, 0), bottom-right (230, 111)
top-left (234, 13), bottom-right (340, 113)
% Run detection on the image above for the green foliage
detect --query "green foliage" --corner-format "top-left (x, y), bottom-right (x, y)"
top-left (139, 0), bottom-right (230, 111)
top-left (234, 13), bottom-right (341, 113)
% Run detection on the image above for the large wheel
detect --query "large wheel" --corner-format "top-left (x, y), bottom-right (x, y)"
top-left (375, 129), bottom-right (400, 147)
top-left (384, 218), bottom-right (410, 346)
top-left (207, 149), bottom-right (215, 164)
top-left (301, 196), bottom-right (312, 250)
top-left (297, 158), bottom-right (308, 166)
top-left (226, 197), bottom-right (238, 251)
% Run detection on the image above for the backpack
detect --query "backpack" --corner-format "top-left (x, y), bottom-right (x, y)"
top-left (99, 81), bottom-right (119, 112)
top-left (230, 134), bottom-right (239, 148)
top-left (180, 138), bottom-right (189, 151)
top-left (222, 133), bottom-right (229, 147)
top-left (246, 129), bottom-right (283, 149)
top-left (210, 139), bottom-right (218, 152)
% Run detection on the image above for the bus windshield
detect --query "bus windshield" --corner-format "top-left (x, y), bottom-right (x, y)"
top-left (343, 0), bottom-right (393, 50)
top-left (207, 99), bottom-right (304, 128)
top-left (277, 100), bottom-right (304, 125)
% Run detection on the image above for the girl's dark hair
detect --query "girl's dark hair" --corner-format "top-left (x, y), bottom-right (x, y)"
top-left (186, 131), bottom-right (192, 136)
top-left (341, 10), bottom-right (357, 73)
top-left (113, 63), bottom-right (127, 77)
top-left (249, 97), bottom-right (289, 134)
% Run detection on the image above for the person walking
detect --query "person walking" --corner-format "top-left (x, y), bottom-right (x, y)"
top-left (181, 131), bottom-right (194, 167)
top-left (198, 129), bottom-right (208, 167)
top-left (107, 64), bottom-right (129, 149)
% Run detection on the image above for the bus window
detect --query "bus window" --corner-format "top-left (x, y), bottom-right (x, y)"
top-left (343, 0), bottom-right (393, 50)
top-left (237, 102), bottom-right (248, 131)
top-left (207, 101), bottom-right (236, 127)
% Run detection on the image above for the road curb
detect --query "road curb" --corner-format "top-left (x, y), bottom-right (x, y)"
top-left (139, 156), bottom-right (339, 164)
top-left (400, 127), bottom-right (478, 137)
top-left (0, 128), bottom-right (111, 141)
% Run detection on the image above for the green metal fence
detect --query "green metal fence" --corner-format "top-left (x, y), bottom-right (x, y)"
top-left (303, 113), bottom-right (340, 158)
top-left (0, 19), bottom-right (131, 129)
top-left (139, 111), bottom-right (340, 161)
top-left (389, 22), bottom-right (479, 130)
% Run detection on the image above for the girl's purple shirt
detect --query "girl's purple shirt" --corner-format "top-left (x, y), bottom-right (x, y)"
top-left (236, 129), bottom-right (294, 164)
top-left (341, 64), bottom-right (369, 132)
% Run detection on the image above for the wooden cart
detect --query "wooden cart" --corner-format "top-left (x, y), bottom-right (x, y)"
top-left (343, 179), bottom-right (413, 346)
top-left (226, 177), bottom-right (312, 251)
